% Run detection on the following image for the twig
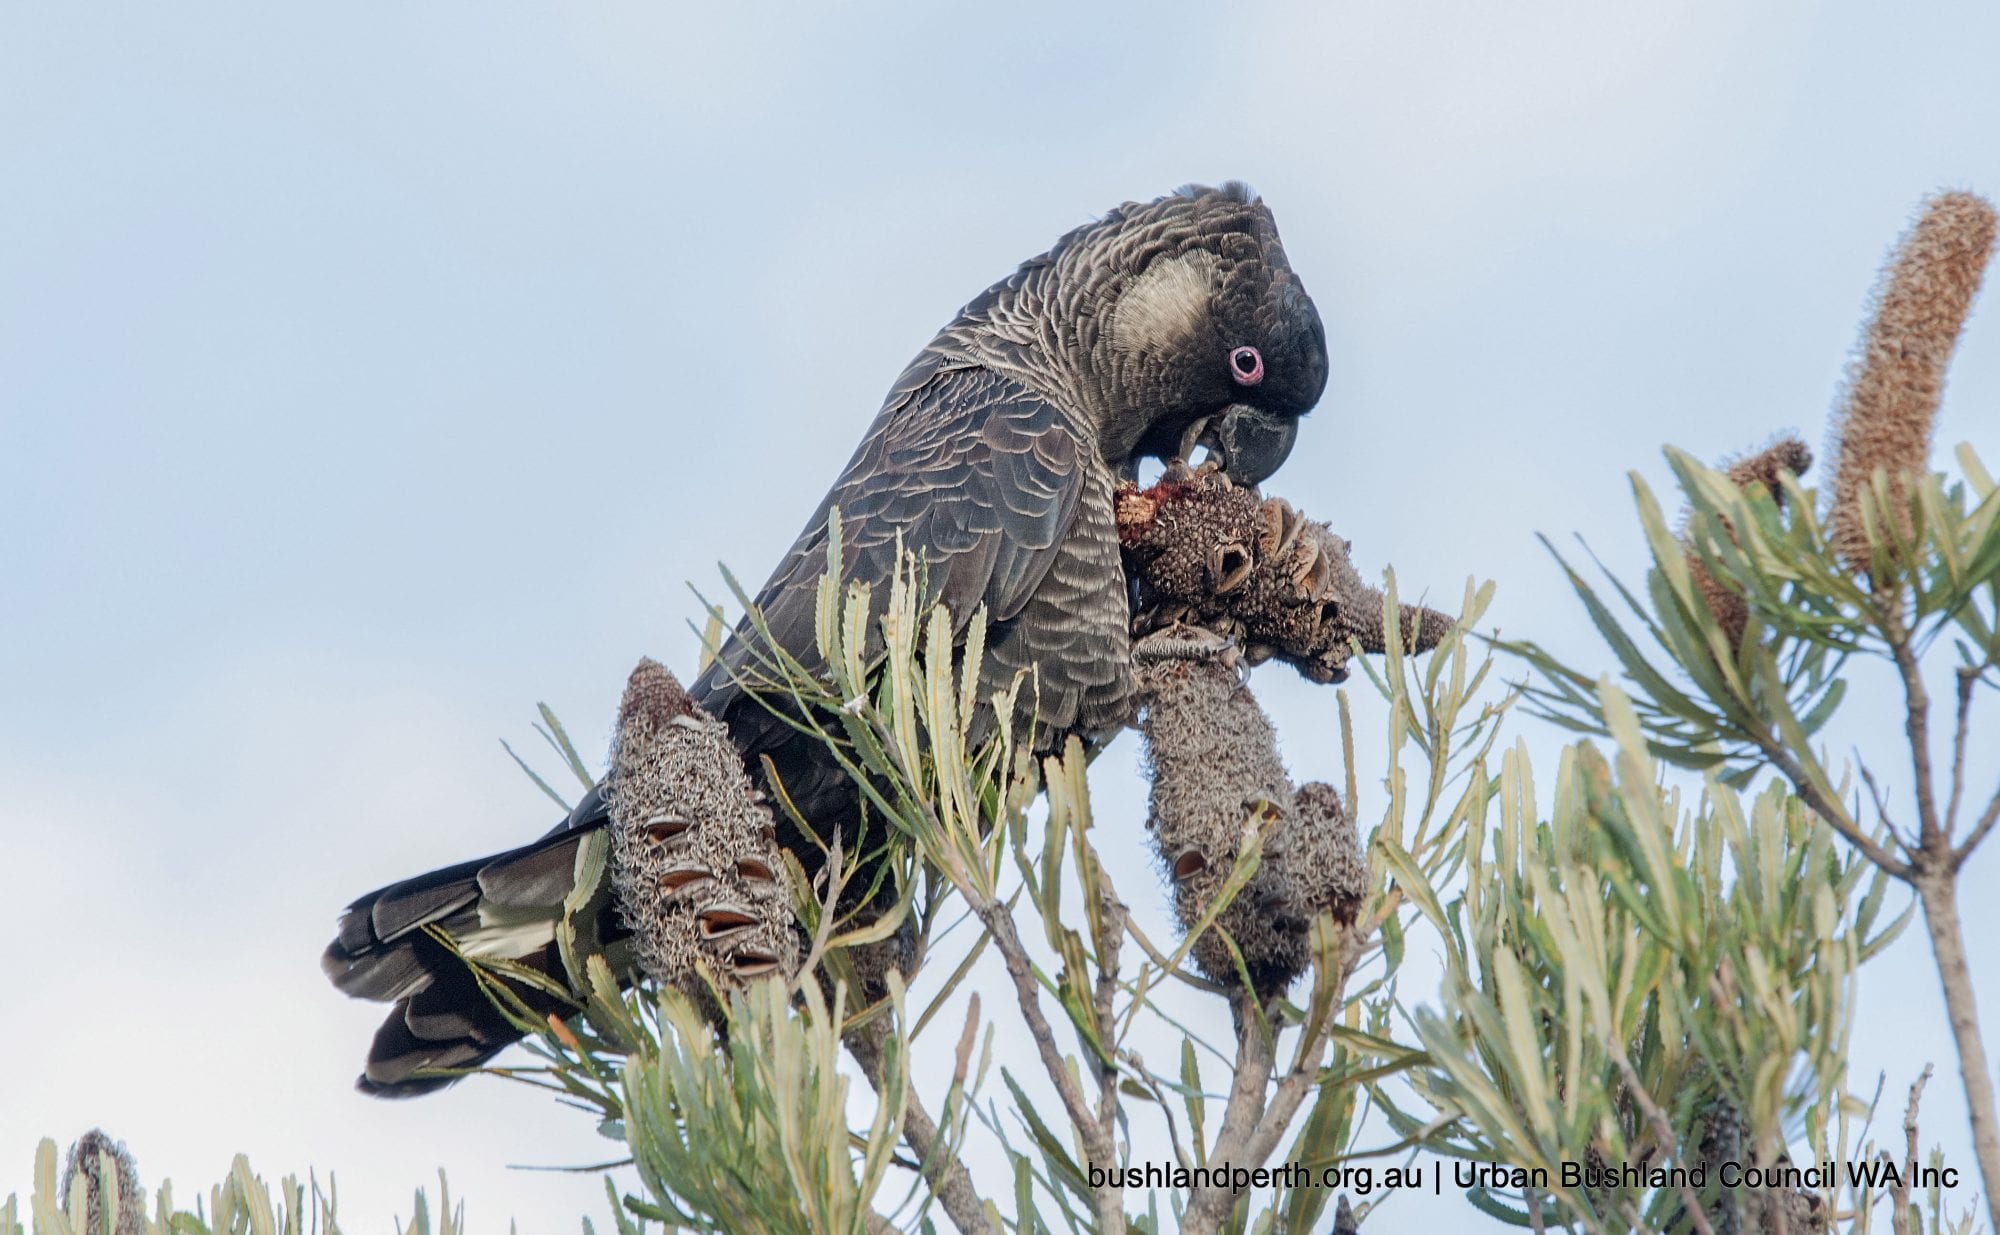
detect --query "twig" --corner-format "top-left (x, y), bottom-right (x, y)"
top-left (1857, 762), bottom-right (1911, 854)
top-left (1120, 1050), bottom-right (1194, 1170)
top-left (846, 1021), bottom-right (996, 1235)
top-left (1092, 876), bottom-right (1126, 1140)
top-left (1945, 666), bottom-right (1977, 835)
top-left (1757, 738), bottom-right (1912, 877)
top-left (969, 898), bottom-right (1125, 1234)
top-left (789, 837), bottom-right (850, 999)
top-left (1607, 1045), bottom-right (1716, 1235)
top-left (1884, 613), bottom-right (1944, 849)
top-left (1953, 784), bottom-right (2000, 871)
top-left (1889, 1064), bottom-right (1932, 1235)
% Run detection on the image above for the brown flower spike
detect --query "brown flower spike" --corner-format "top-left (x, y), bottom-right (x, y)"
top-left (1120, 469), bottom-right (1444, 993)
top-left (1117, 462), bottom-right (1452, 682)
top-left (1138, 651), bottom-right (1365, 995)
top-left (1685, 436), bottom-right (1813, 649)
top-left (60, 1129), bottom-right (145, 1235)
top-left (1827, 190), bottom-right (1996, 574)
top-left (606, 658), bottom-right (799, 1018)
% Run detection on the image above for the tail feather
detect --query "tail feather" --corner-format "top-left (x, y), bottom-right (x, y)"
top-left (323, 788), bottom-right (614, 1097)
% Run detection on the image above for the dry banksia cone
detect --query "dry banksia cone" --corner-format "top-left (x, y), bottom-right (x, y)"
top-left (1685, 436), bottom-right (1813, 649)
top-left (606, 658), bottom-right (799, 1016)
top-left (1139, 651), bottom-right (1365, 995)
top-left (1827, 190), bottom-right (1996, 575)
top-left (1118, 463), bottom-right (1452, 683)
top-left (61, 1129), bottom-right (145, 1235)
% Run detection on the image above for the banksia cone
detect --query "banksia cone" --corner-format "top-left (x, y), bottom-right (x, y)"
top-left (1139, 653), bottom-right (1365, 995)
top-left (1685, 436), bottom-right (1813, 649)
top-left (1827, 190), bottom-right (1996, 574)
top-left (606, 658), bottom-right (799, 1017)
top-left (1118, 463), bottom-right (1452, 683)
top-left (61, 1129), bottom-right (144, 1235)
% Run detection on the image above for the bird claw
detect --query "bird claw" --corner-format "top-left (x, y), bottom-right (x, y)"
top-left (1133, 623), bottom-right (1239, 667)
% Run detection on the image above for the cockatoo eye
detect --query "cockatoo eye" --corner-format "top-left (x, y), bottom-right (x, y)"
top-left (1228, 345), bottom-right (1264, 386)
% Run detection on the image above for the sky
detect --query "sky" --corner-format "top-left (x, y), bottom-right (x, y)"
top-left (4, 3), bottom-right (1999, 1231)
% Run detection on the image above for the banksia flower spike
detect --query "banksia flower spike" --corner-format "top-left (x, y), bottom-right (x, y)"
top-left (1827, 190), bottom-right (1996, 575)
top-left (1685, 436), bottom-right (1813, 649)
top-left (60, 1129), bottom-right (145, 1235)
top-left (1118, 462), bottom-right (1451, 683)
top-left (606, 658), bottom-right (798, 1018)
top-left (1137, 647), bottom-right (1366, 996)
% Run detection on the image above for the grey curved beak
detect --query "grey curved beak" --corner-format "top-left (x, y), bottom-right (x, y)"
top-left (1192, 404), bottom-right (1300, 488)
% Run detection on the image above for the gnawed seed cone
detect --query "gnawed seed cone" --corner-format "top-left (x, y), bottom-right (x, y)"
top-left (1139, 653), bottom-right (1365, 996)
top-left (61, 1129), bottom-right (145, 1235)
top-left (1117, 462), bottom-right (1453, 683)
top-left (1684, 436), bottom-right (1812, 650)
top-left (606, 658), bottom-right (799, 1018)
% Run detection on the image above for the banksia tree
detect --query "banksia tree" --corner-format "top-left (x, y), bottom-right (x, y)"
top-left (35, 197), bottom-right (2000, 1234)
top-left (1827, 190), bottom-right (1996, 575)
top-left (1513, 187), bottom-right (2000, 1230)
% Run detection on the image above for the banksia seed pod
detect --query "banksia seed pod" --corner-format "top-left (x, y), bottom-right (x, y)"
top-left (1138, 653), bottom-right (1366, 995)
top-left (1118, 464), bottom-right (1452, 683)
top-left (1281, 781), bottom-right (1366, 927)
top-left (1684, 436), bottom-right (1813, 649)
top-left (606, 658), bottom-right (798, 1017)
top-left (61, 1129), bottom-right (144, 1235)
top-left (1827, 191), bottom-right (1996, 575)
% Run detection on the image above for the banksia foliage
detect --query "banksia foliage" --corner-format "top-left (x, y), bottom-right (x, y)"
top-left (1138, 651), bottom-right (1364, 995)
top-left (59, 1130), bottom-right (144, 1235)
top-left (1685, 435), bottom-right (1813, 648)
top-left (1827, 190), bottom-right (1996, 572)
top-left (606, 658), bottom-right (798, 1016)
top-left (1118, 462), bottom-right (1451, 683)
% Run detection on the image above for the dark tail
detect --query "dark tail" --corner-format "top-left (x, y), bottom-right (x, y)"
top-left (321, 787), bottom-right (617, 1097)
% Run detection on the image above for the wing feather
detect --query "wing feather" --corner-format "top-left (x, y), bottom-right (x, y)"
top-left (693, 363), bottom-right (1086, 750)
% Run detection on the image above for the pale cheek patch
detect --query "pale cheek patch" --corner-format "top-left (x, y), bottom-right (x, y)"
top-left (1111, 250), bottom-right (1219, 358)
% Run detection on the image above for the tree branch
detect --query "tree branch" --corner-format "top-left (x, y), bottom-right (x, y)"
top-left (969, 898), bottom-right (1125, 1234)
top-left (1884, 610), bottom-right (1944, 849)
top-left (1607, 1046), bottom-right (1716, 1235)
top-left (1952, 783), bottom-right (2000, 871)
top-left (1755, 737), bottom-right (1911, 878)
top-left (1944, 666), bottom-right (1976, 835)
top-left (1889, 1064), bottom-right (1932, 1235)
top-left (1179, 991), bottom-right (1277, 1234)
top-left (846, 1021), bottom-right (997, 1235)
top-left (1912, 876), bottom-right (2000, 1231)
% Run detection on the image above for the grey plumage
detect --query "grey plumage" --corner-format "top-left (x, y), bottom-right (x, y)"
top-left (323, 182), bottom-right (1329, 1095)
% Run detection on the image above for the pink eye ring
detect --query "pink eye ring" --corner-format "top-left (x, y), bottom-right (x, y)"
top-left (1229, 345), bottom-right (1264, 386)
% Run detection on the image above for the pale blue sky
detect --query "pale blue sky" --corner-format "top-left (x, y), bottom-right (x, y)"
top-left (5, 4), bottom-right (2000, 1231)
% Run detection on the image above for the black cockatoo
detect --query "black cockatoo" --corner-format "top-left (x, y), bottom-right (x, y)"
top-left (323, 183), bottom-right (1329, 1095)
